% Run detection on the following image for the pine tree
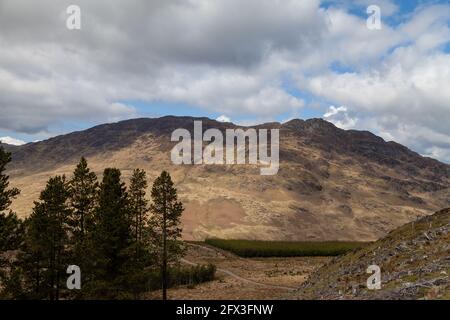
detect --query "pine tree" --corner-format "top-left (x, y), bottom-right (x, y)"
top-left (89, 168), bottom-right (131, 298)
top-left (0, 146), bottom-right (20, 215)
top-left (17, 210), bottom-right (50, 299)
top-left (0, 146), bottom-right (21, 253)
top-left (125, 169), bottom-right (151, 297)
top-left (0, 211), bottom-right (23, 291)
top-left (149, 171), bottom-right (184, 300)
top-left (68, 157), bottom-right (98, 242)
top-left (0, 146), bottom-right (23, 297)
top-left (129, 169), bottom-right (149, 256)
top-left (17, 175), bottom-right (71, 300)
top-left (67, 157), bottom-right (98, 289)
top-left (0, 213), bottom-right (23, 253)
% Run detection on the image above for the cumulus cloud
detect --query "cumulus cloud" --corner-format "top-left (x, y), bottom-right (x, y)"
top-left (422, 146), bottom-right (450, 163)
top-left (324, 106), bottom-right (347, 118)
top-left (323, 106), bottom-right (357, 130)
top-left (0, 0), bottom-right (448, 162)
top-left (356, 0), bottom-right (398, 16)
top-left (216, 115), bottom-right (231, 123)
top-left (329, 0), bottom-right (399, 17)
top-left (0, 0), bottom-right (320, 134)
top-left (0, 136), bottom-right (26, 146)
top-left (303, 4), bottom-right (450, 162)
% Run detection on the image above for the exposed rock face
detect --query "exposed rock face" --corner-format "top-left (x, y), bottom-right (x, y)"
top-left (293, 208), bottom-right (450, 300)
top-left (5, 116), bottom-right (450, 241)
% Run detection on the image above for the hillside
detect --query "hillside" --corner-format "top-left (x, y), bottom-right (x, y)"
top-left (5, 116), bottom-right (450, 241)
top-left (293, 208), bottom-right (449, 300)
top-left (0, 143), bottom-right (17, 152)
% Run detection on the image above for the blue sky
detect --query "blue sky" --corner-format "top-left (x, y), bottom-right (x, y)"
top-left (0, 0), bottom-right (449, 162)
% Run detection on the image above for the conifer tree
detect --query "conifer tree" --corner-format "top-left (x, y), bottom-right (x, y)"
top-left (67, 157), bottom-right (98, 288)
top-left (0, 211), bottom-right (23, 292)
top-left (68, 157), bottom-right (98, 242)
top-left (125, 169), bottom-right (151, 297)
top-left (0, 213), bottom-right (22, 253)
top-left (0, 146), bottom-right (21, 252)
top-left (17, 210), bottom-right (50, 299)
top-left (90, 168), bottom-right (131, 298)
top-left (149, 171), bottom-right (184, 300)
top-left (129, 169), bottom-right (149, 256)
top-left (0, 146), bottom-right (22, 296)
top-left (0, 146), bottom-right (20, 215)
top-left (17, 175), bottom-right (71, 300)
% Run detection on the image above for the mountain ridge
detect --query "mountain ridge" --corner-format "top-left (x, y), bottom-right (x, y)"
top-left (5, 116), bottom-right (450, 242)
top-left (8, 116), bottom-right (448, 171)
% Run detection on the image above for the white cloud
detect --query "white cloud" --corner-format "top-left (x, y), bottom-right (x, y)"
top-left (422, 146), bottom-right (450, 163)
top-left (324, 106), bottom-right (347, 118)
top-left (308, 51), bottom-right (450, 146)
top-left (323, 106), bottom-right (357, 130)
top-left (0, 0), bottom-right (322, 133)
top-left (0, 136), bottom-right (26, 146)
top-left (0, 1), bottom-right (448, 162)
top-left (302, 4), bottom-right (450, 162)
top-left (355, 0), bottom-right (399, 16)
top-left (326, 0), bottom-right (399, 17)
top-left (216, 115), bottom-right (231, 123)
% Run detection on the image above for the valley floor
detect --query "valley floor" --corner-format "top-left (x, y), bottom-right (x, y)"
top-left (145, 243), bottom-right (330, 300)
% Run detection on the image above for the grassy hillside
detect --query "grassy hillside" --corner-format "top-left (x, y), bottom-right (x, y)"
top-left (293, 208), bottom-right (450, 300)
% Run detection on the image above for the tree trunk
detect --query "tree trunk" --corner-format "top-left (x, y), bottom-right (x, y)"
top-left (162, 207), bottom-right (167, 301)
top-left (50, 237), bottom-right (55, 300)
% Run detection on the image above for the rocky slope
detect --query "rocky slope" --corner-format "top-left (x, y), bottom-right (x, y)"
top-left (5, 116), bottom-right (450, 241)
top-left (293, 208), bottom-right (450, 300)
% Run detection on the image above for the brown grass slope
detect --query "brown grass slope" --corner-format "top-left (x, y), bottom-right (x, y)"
top-left (293, 208), bottom-right (450, 300)
top-left (6, 116), bottom-right (450, 241)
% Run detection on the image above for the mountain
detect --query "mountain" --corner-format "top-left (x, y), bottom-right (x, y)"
top-left (6, 116), bottom-right (450, 241)
top-left (293, 208), bottom-right (449, 300)
top-left (0, 142), bottom-right (18, 152)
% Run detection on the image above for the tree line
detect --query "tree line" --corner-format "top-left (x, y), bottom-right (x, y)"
top-left (0, 146), bottom-right (207, 300)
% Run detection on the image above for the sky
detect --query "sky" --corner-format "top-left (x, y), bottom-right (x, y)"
top-left (0, 0), bottom-right (449, 162)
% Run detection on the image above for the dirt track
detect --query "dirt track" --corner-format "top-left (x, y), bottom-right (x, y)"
top-left (180, 257), bottom-right (297, 291)
top-left (147, 243), bottom-right (330, 300)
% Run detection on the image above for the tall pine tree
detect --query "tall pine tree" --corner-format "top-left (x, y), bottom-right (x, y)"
top-left (0, 146), bottom-right (20, 216)
top-left (68, 157), bottom-right (98, 242)
top-left (0, 146), bottom-right (21, 252)
top-left (0, 146), bottom-right (22, 297)
top-left (17, 175), bottom-right (71, 300)
top-left (149, 171), bottom-right (184, 300)
top-left (89, 168), bottom-right (131, 298)
top-left (125, 169), bottom-right (151, 297)
top-left (129, 169), bottom-right (149, 256)
top-left (68, 157), bottom-right (98, 291)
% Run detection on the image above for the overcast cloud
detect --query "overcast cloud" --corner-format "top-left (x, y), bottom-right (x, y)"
top-left (0, 0), bottom-right (449, 162)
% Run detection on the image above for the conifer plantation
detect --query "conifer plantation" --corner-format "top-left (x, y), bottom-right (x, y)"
top-left (0, 148), bottom-right (215, 300)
